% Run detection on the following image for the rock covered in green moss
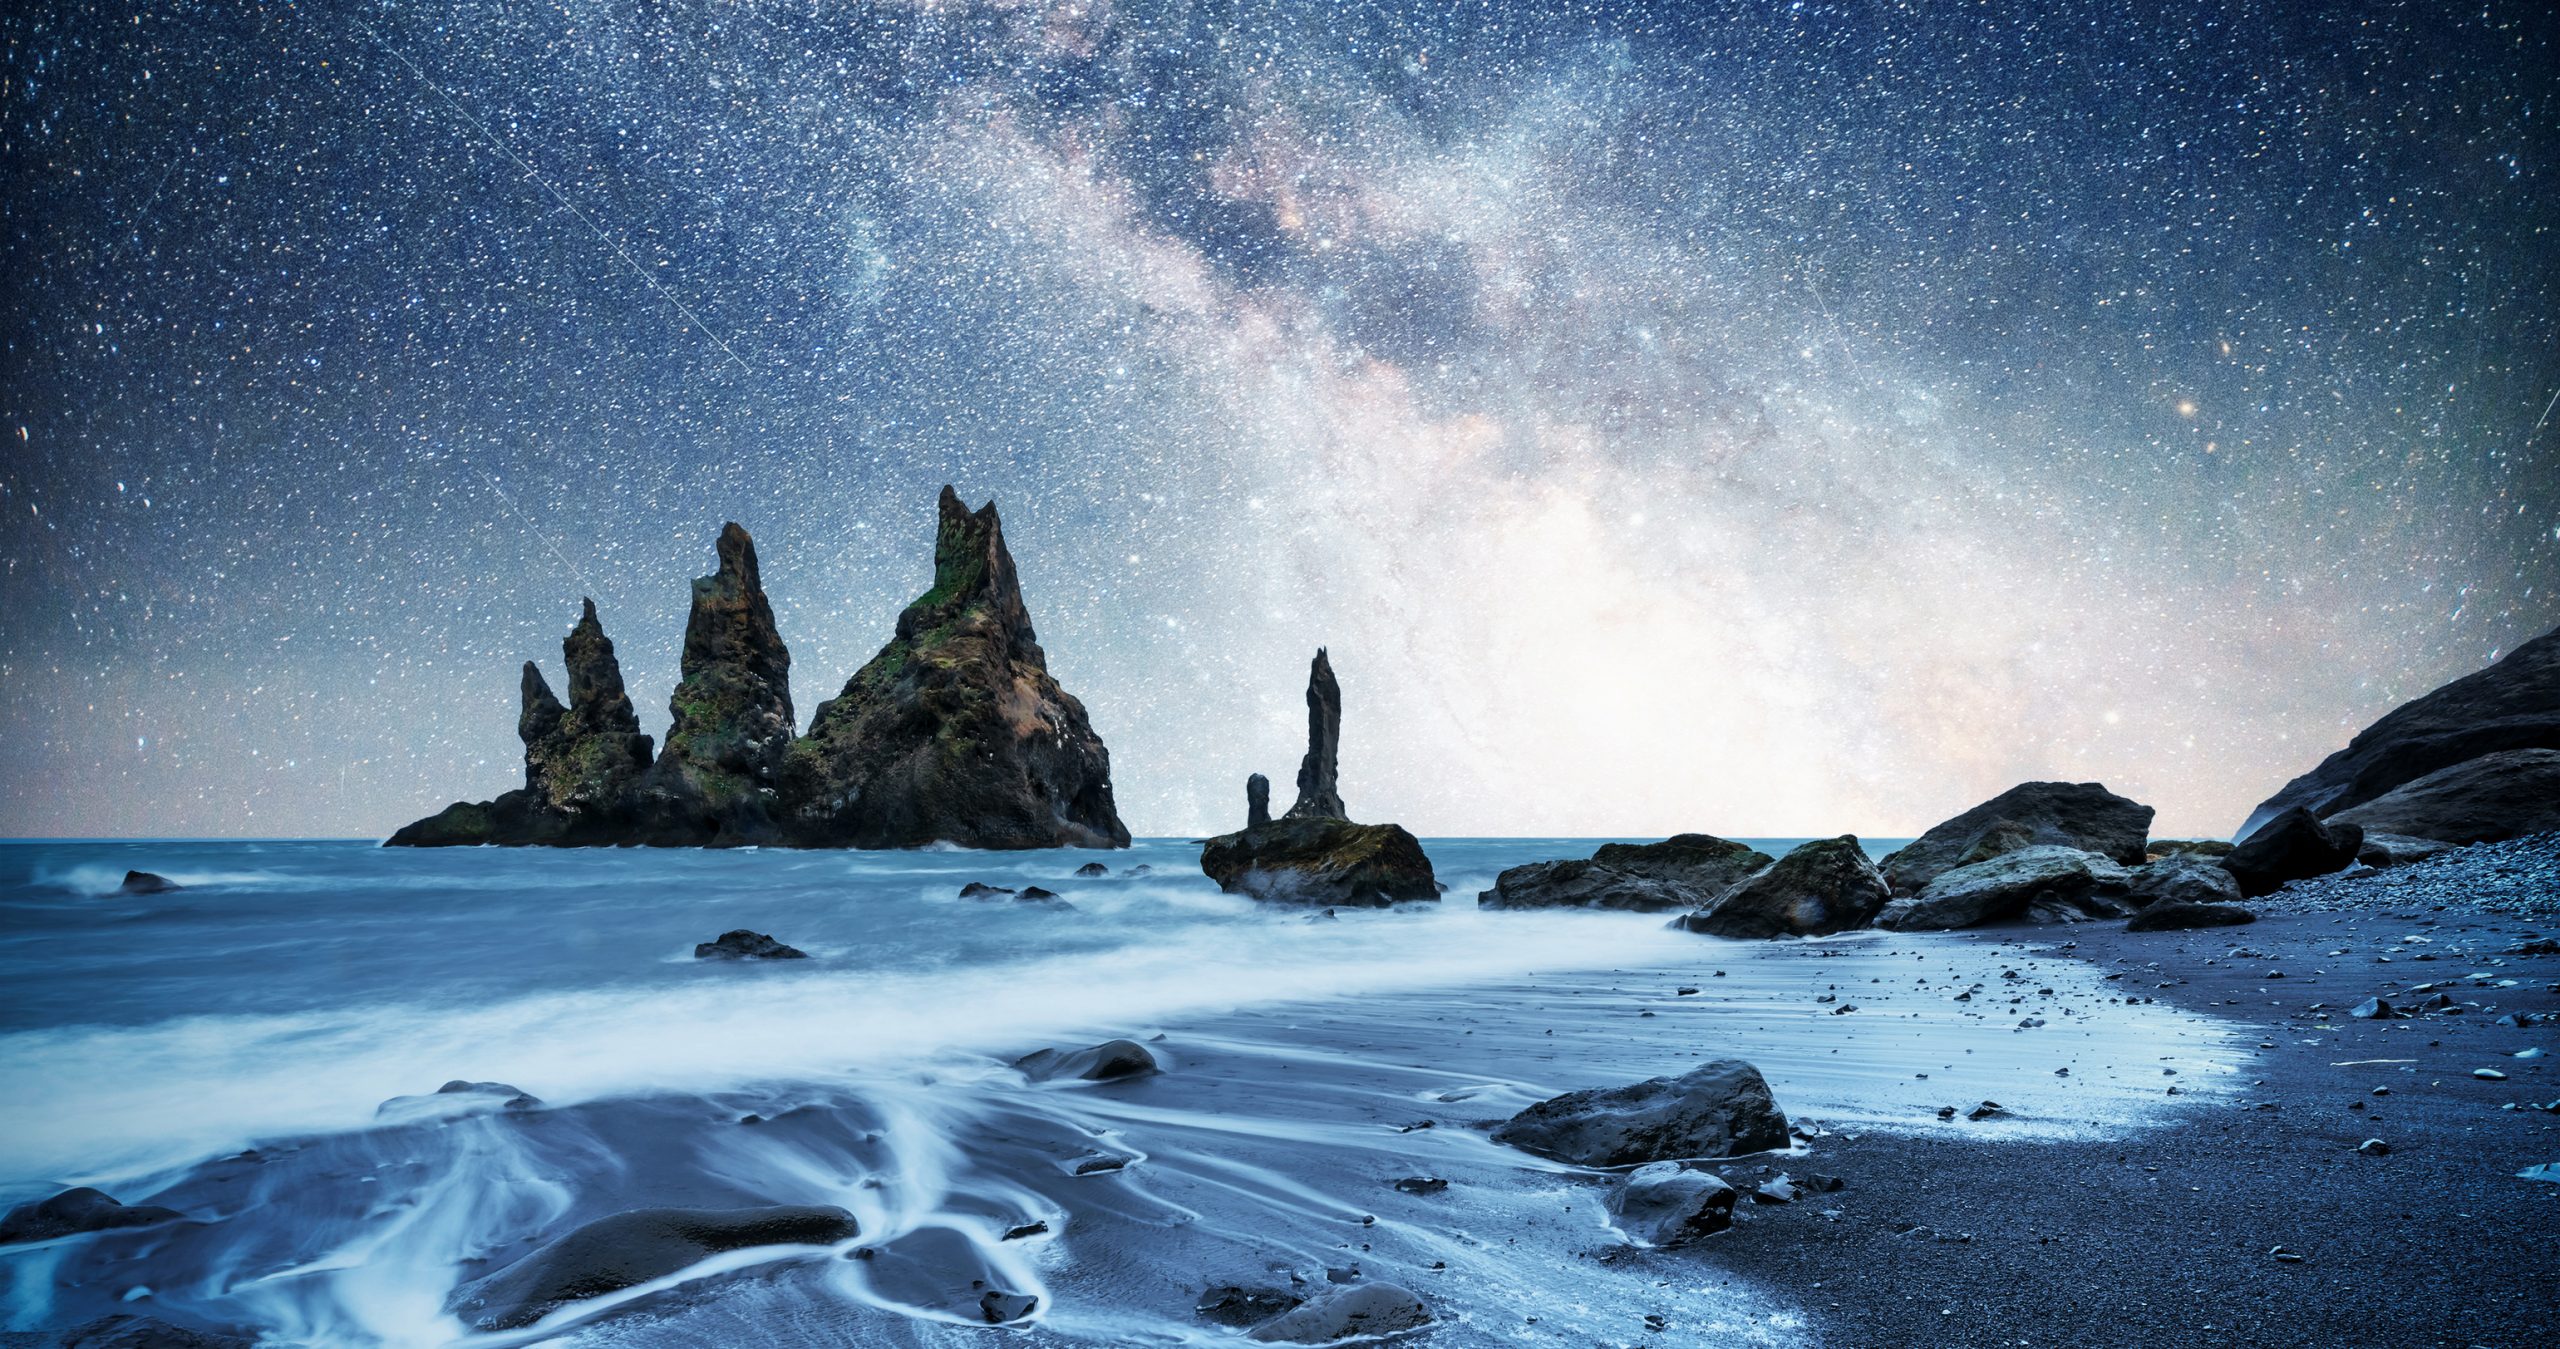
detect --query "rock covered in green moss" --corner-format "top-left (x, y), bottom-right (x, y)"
top-left (646, 523), bottom-right (796, 842)
top-left (782, 488), bottom-right (1127, 849)
top-left (1201, 815), bottom-right (1438, 907)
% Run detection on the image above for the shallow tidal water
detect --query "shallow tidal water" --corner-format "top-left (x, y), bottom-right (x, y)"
top-left (0, 839), bottom-right (2245, 1345)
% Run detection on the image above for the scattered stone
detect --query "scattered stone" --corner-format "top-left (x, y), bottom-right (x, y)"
top-left (693, 929), bottom-right (808, 960)
top-left (1491, 1060), bottom-right (1789, 1166)
top-left (1392, 1177), bottom-right (1449, 1196)
top-left (2269, 1246), bottom-right (2305, 1264)
top-left (446, 1205), bottom-right (859, 1330)
top-left (1966, 1101), bottom-right (2005, 1121)
top-left (0, 1188), bottom-right (185, 1246)
top-left (1245, 1283), bottom-right (1432, 1344)
top-left (1751, 1178), bottom-right (1798, 1204)
top-left (2357, 1139), bottom-right (2389, 1156)
top-left (1604, 1163), bottom-right (1737, 1245)
top-left (1067, 1153), bottom-right (1128, 1176)
top-left (1014, 1039), bottom-right (1160, 1083)
top-left (2349, 997), bottom-right (2397, 1020)
top-left (2474, 1068), bottom-right (2508, 1081)
top-left (1000, 1221), bottom-right (1049, 1240)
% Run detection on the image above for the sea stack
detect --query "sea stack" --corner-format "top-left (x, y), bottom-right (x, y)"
top-left (390, 489), bottom-right (1128, 849)
top-left (1199, 650), bottom-right (1437, 906)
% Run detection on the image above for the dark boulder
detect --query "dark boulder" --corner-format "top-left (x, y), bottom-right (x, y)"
top-left (1015, 885), bottom-right (1068, 904)
top-left (1075, 861), bottom-right (1110, 877)
top-left (448, 1205), bottom-right (859, 1330)
top-left (118, 870), bottom-right (179, 894)
top-left (1245, 1283), bottom-right (1432, 1344)
top-left (693, 930), bottom-right (808, 961)
top-left (1589, 834), bottom-right (1773, 896)
top-left (1202, 816), bottom-right (1439, 907)
top-left (1283, 650), bottom-right (1348, 821)
top-left (1490, 1060), bottom-right (1789, 1166)
top-left (1604, 1162), bottom-right (1737, 1246)
top-left (1014, 1038), bottom-right (1160, 1083)
top-left (1478, 859), bottom-right (1698, 913)
top-left (2126, 902), bottom-right (2257, 932)
top-left (1675, 836), bottom-right (1890, 937)
top-left (2223, 807), bottom-right (2362, 897)
top-left (61, 1316), bottom-right (252, 1349)
top-left (0, 1187), bottom-right (183, 1246)
top-left (2147, 839), bottom-right (2235, 859)
top-left (2123, 853), bottom-right (2244, 908)
top-left (2357, 833), bottom-right (2456, 868)
top-left (786, 489), bottom-right (1128, 850)
top-left (1246, 773), bottom-right (1272, 829)
top-left (1197, 1285), bottom-right (1305, 1329)
top-left (1875, 846), bottom-right (2131, 930)
top-left (958, 882), bottom-right (1016, 899)
top-left (1880, 782), bottom-right (2155, 894)
top-left (2327, 748), bottom-right (2560, 845)
top-left (2238, 625), bottom-right (2560, 839)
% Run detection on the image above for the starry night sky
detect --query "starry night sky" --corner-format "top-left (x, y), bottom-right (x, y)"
top-left (3, 0), bottom-right (2554, 840)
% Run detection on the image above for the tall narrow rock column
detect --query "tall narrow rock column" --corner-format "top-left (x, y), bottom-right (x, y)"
top-left (1285, 649), bottom-right (1347, 820)
top-left (1246, 773), bottom-right (1272, 829)
top-left (653, 523), bottom-right (796, 835)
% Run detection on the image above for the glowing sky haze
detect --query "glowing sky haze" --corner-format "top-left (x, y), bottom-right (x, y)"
top-left (2, 0), bottom-right (2554, 840)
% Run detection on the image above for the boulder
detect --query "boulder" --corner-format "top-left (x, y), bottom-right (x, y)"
top-left (1202, 817), bottom-right (1439, 907)
top-left (1246, 1283), bottom-right (1432, 1344)
top-left (2238, 625), bottom-right (2560, 839)
top-left (447, 1205), bottom-right (859, 1330)
top-left (693, 930), bottom-right (808, 960)
top-left (1014, 1038), bottom-right (1160, 1083)
top-left (1604, 1162), bottom-right (1737, 1246)
top-left (118, 870), bottom-right (179, 894)
top-left (1588, 834), bottom-right (1774, 896)
top-left (1490, 1060), bottom-right (1789, 1166)
top-left (0, 1188), bottom-right (183, 1246)
top-left (1014, 885), bottom-right (1068, 904)
top-left (2126, 902), bottom-right (2257, 932)
top-left (1478, 859), bottom-right (1699, 913)
top-left (2357, 833), bottom-right (2457, 868)
top-left (2146, 839), bottom-right (2234, 859)
top-left (957, 882), bottom-right (1015, 899)
top-left (1875, 846), bottom-right (2132, 930)
top-left (2222, 807), bottom-right (2362, 897)
top-left (2123, 853), bottom-right (2244, 908)
top-left (1075, 861), bottom-right (1110, 878)
top-left (2326, 749), bottom-right (2560, 845)
top-left (1674, 836), bottom-right (1891, 938)
top-left (61, 1317), bottom-right (251, 1349)
top-left (1879, 782), bottom-right (2155, 893)
top-left (1283, 650), bottom-right (1348, 821)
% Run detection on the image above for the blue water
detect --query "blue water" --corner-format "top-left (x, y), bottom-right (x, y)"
top-left (0, 838), bottom-right (2240, 1346)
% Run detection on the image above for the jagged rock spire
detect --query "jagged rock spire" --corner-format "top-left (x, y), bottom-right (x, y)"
top-left (1246, 773), bottom-right (1272, 829)
top-left (1284, 648), bottom-right (1346, 821)
top-left (517, 600), bottom-right (654, 816)
top-left (518, 664), bottom-right (565, 764)
top-left (659, 523), bottom-right (795, 798)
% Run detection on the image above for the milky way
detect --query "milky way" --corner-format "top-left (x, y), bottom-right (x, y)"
top-left (3, 0), bottom-right (2554, 840)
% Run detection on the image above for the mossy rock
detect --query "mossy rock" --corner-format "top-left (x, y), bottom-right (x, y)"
top-left (1200, 817), bottom-right (1439, 907)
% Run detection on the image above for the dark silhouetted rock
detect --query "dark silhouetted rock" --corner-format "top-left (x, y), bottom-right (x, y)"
top-left (979, 1290), bottom-right (1039, 1323)
top-left (958, 882), bottom-right (1016, 899)
top-left (1075, 861), bottom-right (1110, 877)
top-left (1590, 834), bottom-right (1774, 896)
top-left (1676, 836), bottom-right (1891, 937)
top-left (1605, 1162), bottom-right (1737, 1246)
top-left (2147, 839), bottom-right (2235, 859)
top-left (1878, 845), bottom-right (2133, 930)
top-left (646, 523), bottom-right (797, 843)
top-left (1879, 782), bottom-right (2155, 894)
top-left (2124, 853), bottom-right (2244, 908)
top-left (788, 489), bottom-right (1128, 850)
top-left (1015, 885), bottom-right (1066, 904)
top-left (61, 1316), bottom-right (252, 1349)
top-left (2126, 901), bottom-right (2257, 931)
top-left (1197, 1285), bottom-right (1305, 1329)
top-left (0, 1187), bottom-right (183, 1246)
top-left (1202, 816), bottom-right (1438, 907)
top-left (1246, 773), bottom-right (1272, 829)
top-left (1491, 1060), bottom-right (1789, 1166)
top-left (2239, 626), bottom-right (2560, 839)
top-left (1014, 1038), bottom-right (1160, 1083)
top-left (2327, 748), bottom-right (2560, 845)
top-left (2223, 807), bottom-right (2362, 897)
top-left (2356, 833), bottom-right (2457, 868)
top-left (1478, 859), bottom-right (1699, 912)
top-left (447, 1205), bottom-right (859, 1330)
top-left (693, 929), bottom-right (808, 961)
top-left (375, 1080), bottom-right (541, 1121)
top-left (1246, 1283), bottom-right (1432, 1344)
top-left (118, 870), bottom-right (179, 894)
top-left (1284, 650), bottom-right (1347, 820)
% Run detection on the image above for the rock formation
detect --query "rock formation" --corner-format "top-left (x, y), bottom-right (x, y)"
top-left (786, 488), bottom-right (1128, 849)
top-left (1478, 858), bottom-right (1699, 912)
top-left (1285, 650), bottom-right (1347, 820)
top-left (1590, 834), bottom-right (1774, 896)
top-left (1875, 845), bottom-right (2133, 930)
top-left (391, 490), bottom-right (1129, 850)
top-left (1606, 1163), bottom-right (1739, 1246)
top-left (1879, 781), bottom-right (2155, 894)
top-left (1491, 1060), bottom-right (1789, 1166)
top-left (1675, 836), bottom-right (1893, 937)
top-left (446, 1206), bottom-right (860, 1331)
top-left (2122, 853), bottom-right (2244, 909)
top-left (2239, 625), bottom-right (2560, 840)
top-left (1245, 773), bottom-right (1272, 829)
top-left (1199, 649), bottom-right (1437, 905)
top-left (2222, 807), bottom-right (2361, 897)
top-left (2324, 748), bottom-right (2560, 845)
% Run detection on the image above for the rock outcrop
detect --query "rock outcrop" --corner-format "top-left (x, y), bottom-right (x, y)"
top-left (0, 1188), bottom-right (184, 1246)
top-left (391, 490), bottom-right (1129, 851)
top-left (1246, 773), bottom-right (1272, 829)
top-left (2123, 853), bottom-right (2244, 909)
top-left (693, 929), bottom-right (807, 961)
top-left (2325, 748), bottom-right (2560, 845)
top-left (787, 489), bottom-right (1128, 850)
top-left (2222, 807), bottom-right (2362, 897)
top-left (446, 1205), bottom-right (859, 1331)
top-left (1675, 836), bottom-right (1892, 938)
top-left (1478, 859), bottom-right (1699, 913)
top-left (1875, 845), bottom-right (2133, 930)
top-left (2239, 626), bottom-right (2560, 840)
top-left (1490, 1060), bottom-right (1789, 1167)
top-left (1879, 782), bottom-right (2155, 894)
top-left (1590, 834), bottom-right (1774, 896)
top-left (1200, 650), bottom-right (1437, 905)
